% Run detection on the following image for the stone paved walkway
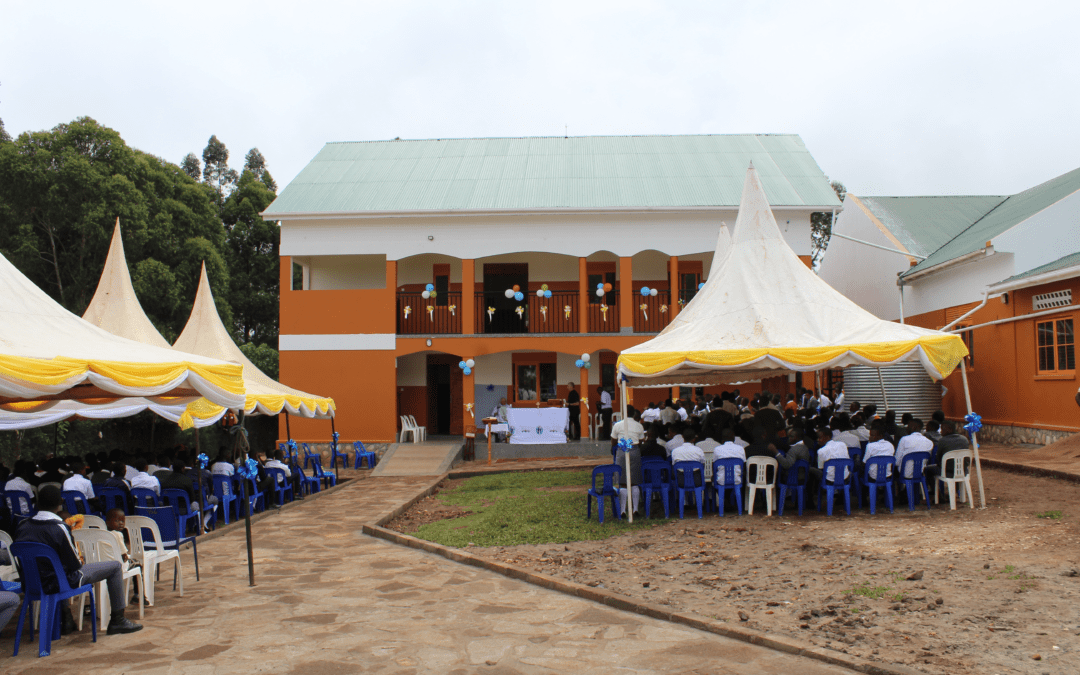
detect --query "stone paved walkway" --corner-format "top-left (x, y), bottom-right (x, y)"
top-left (1, 473), bottom-right (853, 674)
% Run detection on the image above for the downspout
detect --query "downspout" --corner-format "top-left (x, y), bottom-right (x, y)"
top-left (897, 279), bottom-right (905, 324)
top-left (941, 291), bottom-right (989, 332)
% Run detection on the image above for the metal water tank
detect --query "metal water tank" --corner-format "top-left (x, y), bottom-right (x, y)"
top-left (841, 362), bottom-right (943, 420)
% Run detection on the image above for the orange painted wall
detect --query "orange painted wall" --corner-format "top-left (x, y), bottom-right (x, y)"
top-left (397, 386), bottom-right (427, 432)
top-left (904, 276), bottom-right (1079, 432)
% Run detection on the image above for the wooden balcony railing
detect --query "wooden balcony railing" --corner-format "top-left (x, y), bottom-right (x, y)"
top-left (396, 292), bottom-right (462, 334)
top-left (634, 290), bottom-right (673, 333)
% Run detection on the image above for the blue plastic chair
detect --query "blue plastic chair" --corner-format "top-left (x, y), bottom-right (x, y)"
top-left (131, 488), bottom-right (160, 508)
top-left (329, 441), bottom-right (349, 470)
top-left (61, 490), bottom-right (101, 519)
top-left (277, 442), bottom-right (290, 463)
top-left (311, 459), bottom-right (337, 489)
top-left (353, 441), bottom-right (377, 469)
top-left (897, 451), bottom-right (932, 511)
top-left (211, 475), bottom-right (239, 524)
top-left (4, 490), bottom-right (36, 524)
top-left (10, 541), bottom-right (97, 657)
top-left (136, 505), bottom-right (199, 582)
top-left (292, 463), bottom-right (320, 496)
top-left (672, 461), bottom-right (705, 519)
top-left (94, 485), bottom-right (128, 514)
top-left (818, 458), bottom-right (854, 516)
top-left (586, 464), bottom-right (622, 523)
top-left (641, 464), bottom-right (672, 519)
top-left (231, 476), bottom-right (265, 516)
top-left (710, 458), bottom-right (744, 516)
top-left (777, 459), bottom-right (810, 517)
top-left (865, 456), bottom-right (895, 515)
top-left (161, 489), bottom-right (200, 535)
top-left (847, 447), bottom-right (864, 509)
top-left (194, 482), bottom-right (217, 531)
top-left (265, 468), bottom-right (294, 506)
top-left (302, 443), bottom-right (318, 469)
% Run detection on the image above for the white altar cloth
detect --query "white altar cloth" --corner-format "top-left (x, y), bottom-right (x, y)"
top-left (507, 408), bottom-right (569, 444)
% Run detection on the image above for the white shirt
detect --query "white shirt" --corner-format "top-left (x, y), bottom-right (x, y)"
top-left (817, 440), bottom-right (851, 483)
top-left (712, 441), bottom-right (746, 484)
top-left (863, 439), bottom-right (895, 478)
top-left (820, 394), bottom-right (832, 408)
top-left (854, 426), bottom-right (871, 442)
top-left (664, 435), bottom-right (684, 456)
top-left (211, 461), bottom-right (235, 476)
top-left (833, 430), bottom-right (861, 449)
top-left (611, 418), bottom-right (645, 444)
top-left (696, 438), bottom-right (720, 455)
top-left (834, 392), bottom-right (845, 409)
top-left (641, 408), bottom-right (661, 423)
top-left (670, 442), bottom-right (705, 465)
top-left (4, 476), bottom-right (34, 501)
top-left (265, 459), bottom-right (292, 483)
top-left (62, 473), bottom-right (95, 501)
top-left (131, 471), bottom-right (161, 495)
top-left (125, 465), bottom-right (139, 481)
top-left (733, 436), bottom-right (749, 448)
top-left (599, 390), bottom-right (612, 410)
top-left (895, 432), bottom-right (934, 479)
top-left (677, 407), bottom-right (688, 421)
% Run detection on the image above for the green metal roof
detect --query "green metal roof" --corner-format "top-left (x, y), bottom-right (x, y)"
top-left (265, 134), bottom-right (842, 215)
top-left (900, 166), bottom-right (1080, 277)
top-left (855, 195), bottom-right (1006, 258)
top-left (996, 251), bottom-right (1080, 285)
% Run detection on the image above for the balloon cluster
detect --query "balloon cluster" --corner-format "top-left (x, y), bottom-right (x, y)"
top-left (457, 358), bottom-right (476, 376)
top-left (197, 453), bottom-right (209, 470)
top-left (595, 282), bottom-right (612, 297)
top-left (421, 283), bottom-right (437, 300)
top-left (574, 353), bottom-right (592, 369)
top-left (534, 283), bottom-right (553, 298)
top-left (617, 437), bottom-right (633, 451)
top-left (237, 458), bottom-right (260, 480)
top-left (504, 285), bottom-right (524, 302)
top-left (963, 412), bottom-right (983, 435)
top-left (639, 286), bottom-right (659, 297)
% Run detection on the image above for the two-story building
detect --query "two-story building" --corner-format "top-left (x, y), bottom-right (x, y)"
top-left (265, 134), bottom-right (842, 442)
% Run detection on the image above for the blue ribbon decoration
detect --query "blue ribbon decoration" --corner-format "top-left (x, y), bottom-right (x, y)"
top-left (617, 437), bottom-right (633, 451)
top-left (237, 458), bottom-right (259, 480)
top-left (963, 412), bottom-right (983, 435)
top-left (197, 453), bottom-right (209, 469)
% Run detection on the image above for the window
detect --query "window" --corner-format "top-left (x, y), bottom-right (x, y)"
top-left (587, 272), bottom-right (616, 304)
top-left (957, 325), bottom-right (974, 368)
top-left (434, 274), bottom-right (449, 307)
top-left (1037, 318), bottom-right (1075, 373)
top-left (515, 363), bottom-right (557, 401)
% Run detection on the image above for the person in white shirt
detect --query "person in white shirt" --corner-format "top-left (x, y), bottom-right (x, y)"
top-left (610, 408), bottom-right (645, 445)
top-left (211, 451), bottom-right (236, 477)
top-left (4, 461), bottom-right (36, 505)
top-left (659, 401), bottom-right (679, 426)
top-left (124, 463), bottom-right (139, 482)
top-left (670, 429), bottom-right (706, 465)
top-left (696, 429), bottom-right (721, 456)
top-left (130, 458), bottom-right (161, 496)
top-left (61, 459), bottom-right (98, 507)
top-left (834, 390), bottom-right (845, 410)
top-left (862, 423), bottom-right (895, 478)
top-left (831, 419), bottom-right (861, 449)
top-left (851, 414), bottom-right (871, 443)
top-left (597, 387), bottom-right (613, 440)
top-left (818, 390), bottom-right (832, 410)
top-left (677, 405), bottom-right (689, 422)
top-left (894, 419), bottom-right (934, 480)
top-left (664, 427), bottom-right (684, 457)
top-left (641, 404), bottom-right (661, 424)
top-left (815, 428), bottom-right (851, 484)
top-left (712, 428), bottom-right (746, 485)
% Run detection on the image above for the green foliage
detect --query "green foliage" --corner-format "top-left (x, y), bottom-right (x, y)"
top-left (0, 117), bottom-right (10, 144)
top-left (811, 180), bottom-right (847, 269)
top-left (846, 580), bottom-right (892, 599)
top-left (180, 152), bottom-right (201, 181)
top-left (202, 135), bottom-right (238, 213)
top-left (1036, 510), bottom-right (1063, 519)
top-left (239, 342), bottom-right (279, 380)
top-left (413, 471), bottom-right (665, 547)
top-left (223, 170), bottom-right (279, 345)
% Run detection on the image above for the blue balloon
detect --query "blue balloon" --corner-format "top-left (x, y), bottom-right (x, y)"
top-left (698, 282), bottom-right (705, 290)
top-left (597, 282), bottom-right (604, 289)
top-left (544, 289), bottom-right (552, 298)
top-left (463, 367), bottom-right (472, 375)
top-left (458, 361), bottom-right (466, 369)
top-left (575, 359), bottom-right (584, 368)
top-left (426, 283), bottom-right (434, 291)
top-left (640, 286), bottom-right (649, 295)
top-left (514, 291), bottom-right (524, 301)
top-left (584, 361), bottom-right (591, 369)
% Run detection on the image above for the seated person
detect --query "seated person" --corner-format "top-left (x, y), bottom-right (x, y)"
top-left (130, 457), bottom-right (161, 496)
top-left (610, 407), bottom-right (645, 446)
top-left (211, 450), bottom-right (236, 476)
top-left (924, 419), bottom-right (942, 443)
top-left (670, 428), bottom-right (705, 465)
top-left (104, 461), bottom-right (132, 493)
top-left (894, 418), bottom-right (934, 480)
top-left (712, 428), bottom-right (746, 485)
top-left (935, 420), bottom-right (970, 456)
top-left (815, 427), bottom-right (852, 485)
top-left (265, 449), bottom-right (301, 495)
top-left (104, 508), bottom-right (140, 573)
top-left (638, 426), bottom-right (668, 459)
top-left (62, 459), bottom-right (101, 513)
top-left (862, 421), bottom-right (895, 478)
top-left (5, 460), bottom-right (36, 507)
top-left (664, 424), bottom-right (685, 458)
top-left (614, 436), bottom-right (643, 515)
top-left (0, 540), bottom-right (18, 636)
top-left (16, 486), bottom-right (142, 635)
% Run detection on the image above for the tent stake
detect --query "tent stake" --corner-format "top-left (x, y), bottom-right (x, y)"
top-left (959, 360), bottom-right (986, 508)
top-left (876, 368), bottom-right (890, 411)
top-left (620, 378), bottom-right (632, 523)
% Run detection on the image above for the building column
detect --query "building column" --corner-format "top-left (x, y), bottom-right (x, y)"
top-left (386, 259), bottom-right (397, 291)
top-left (462, 363), bottom-right (475, 436)
top-left (668, 255), bottom-right (680, 319)
top-left (280, 256), bottom-right (292, 293)
top-left (578, 257), bottom-right (588, 334)
top-left (580, 362), bottom-right (591, 438)
top-left (462, 259), bottom-right (475, 334)
top-left (619, 256), bottom-right (633, 331)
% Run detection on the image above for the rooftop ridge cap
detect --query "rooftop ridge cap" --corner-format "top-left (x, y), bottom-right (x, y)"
top-left (322, 133), bottom-right (800, 145)
top-left (902, 195), bottom-right (1011, 274)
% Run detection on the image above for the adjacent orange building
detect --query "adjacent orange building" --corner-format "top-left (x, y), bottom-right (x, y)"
top-left (265, 135), bottom-right (842, 443)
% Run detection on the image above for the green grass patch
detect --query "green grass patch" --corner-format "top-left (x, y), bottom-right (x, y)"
top-left (1036, 510), bottom-right (1063, 520)
top-left (847, 580), bottom-right (892, 599)
top-left (413, 470), bottom-right (668, 547)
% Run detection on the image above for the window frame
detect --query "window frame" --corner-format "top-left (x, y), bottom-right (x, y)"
top-left (1035, 316), bottom-right (1075, 376)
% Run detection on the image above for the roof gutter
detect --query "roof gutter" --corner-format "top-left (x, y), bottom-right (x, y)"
top-left (942, 291), bottom-right (989, 332)
top-left (831, 232), bottom-right (927, 260)
top-left (987, 264), bottom-right (1080, 295)
top-left (949, 303), bottom-right (1079, 334)
top-left (901, 245), bottom-right (994, 283)
top-left (263, 204), bottom-right (844, 221)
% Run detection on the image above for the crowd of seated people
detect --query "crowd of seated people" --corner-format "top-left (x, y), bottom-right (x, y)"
top-left (605, 387), bottom-right (971, 517)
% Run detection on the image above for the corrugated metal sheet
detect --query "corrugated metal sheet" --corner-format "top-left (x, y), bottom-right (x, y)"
top-left (856, 195), bottom-right (1006, 258)
top-left (843, 363), bottom-right (942, 421)
top-left (265, 134), bottom-right (842, 215)
top-left (997, 251), bottom-right (1080, 284)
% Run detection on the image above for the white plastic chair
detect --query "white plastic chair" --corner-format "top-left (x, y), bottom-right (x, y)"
top-left (82, 514), bottom-right (107, 530)
top-left (934, 449), bottom-right (974, 510)
top-left (0, 531), bottom-right (11, 546)
top-left (126, 515), bottom-right (183, 606)
top-left (407, 415), bottom-right (427, 441)
top-left (398, 416), bottom-right (416, 443)
top-left (744, 456), bottom-right (778, 516)
top-left (73, 528), bottom-right (144, 630)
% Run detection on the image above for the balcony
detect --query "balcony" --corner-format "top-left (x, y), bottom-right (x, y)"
top-left (397, 292), bottom-right (463, 334)
top-left (396, 290), bottom-right (626, 335)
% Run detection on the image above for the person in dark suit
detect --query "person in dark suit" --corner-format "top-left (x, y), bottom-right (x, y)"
top-left (566, 382), bottom-right (581, 441)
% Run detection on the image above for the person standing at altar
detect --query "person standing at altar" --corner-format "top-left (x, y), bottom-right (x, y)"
top-left (492, 397), bottom-right (510, 443)
top-left (598, 386), bottom-right (613, 440)
top-left (567, 383), bottom-right (581, 441)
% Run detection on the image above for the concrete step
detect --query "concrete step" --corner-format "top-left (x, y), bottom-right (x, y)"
top-left (370, 442), bottom-right (462, 477)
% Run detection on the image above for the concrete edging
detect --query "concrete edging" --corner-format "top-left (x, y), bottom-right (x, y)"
top-left (363, 479), bottom-right (922, 675)
top-left (979, 457), bottom-right (1080, 484)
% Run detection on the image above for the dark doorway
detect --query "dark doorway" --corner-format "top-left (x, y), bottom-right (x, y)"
top-left (483, 263), bottom-right (528, 333)
top-left (427, 363), bottom-right (452, 434)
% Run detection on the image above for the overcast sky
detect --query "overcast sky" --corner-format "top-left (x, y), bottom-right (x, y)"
top-left (3, 1), bottom-right (1078, 198)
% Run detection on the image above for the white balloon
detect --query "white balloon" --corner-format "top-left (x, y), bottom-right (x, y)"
top-left (581, 353), bottom-right (591, 362)
top-left (421, 290), bottom-right (430, 299)
top-left (536, 289), bottom-right (545, 297)
top-left (596, 288), bottom-right (605, 297)
top-left (504, 288), bottom-right (515, 298)
top-left (465, 359), bottom-right (475, 368)
top-left (650, 288), bottom-right (658, 296)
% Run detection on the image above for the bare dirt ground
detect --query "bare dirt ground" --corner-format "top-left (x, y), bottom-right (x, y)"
top-left (391, 467), bottom-right (1080, 675)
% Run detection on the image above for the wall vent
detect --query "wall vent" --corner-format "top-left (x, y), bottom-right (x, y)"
top-left (1033, 289), bottom-right (1072, 311)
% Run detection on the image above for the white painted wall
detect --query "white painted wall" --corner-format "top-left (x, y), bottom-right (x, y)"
top-left (397, 254), bottom-right (462, 286)
top-left (632, 250), bottom-right (669, 281)
top-left (295, 254), bottom-right (386, 290)
top-left (280, 209), bottom-right (816, 260)
top-left (474, 252), bottom-right (580, 282)
top-left (474, 352), bottom-right (513, 385)
top-left (396, 351), bottom-right (427, 386)
top-left (819, 196), bottom-right (911, 320)
top-left (902, 252), bottom-right (1015, 319)
top-left (992, 189), bottom-right (1080, 276)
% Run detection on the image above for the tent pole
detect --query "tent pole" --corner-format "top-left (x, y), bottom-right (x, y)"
top-left (960, 360), bottom-right (986, 509)
top-left (876, 368), bottom-right (890, 411)
top-left (331, 416), bottom-right (339, 483)
top-left (285, 411), bottom-right (292, 441)
top-left (194, 427), bottom-right (204, 535)
top-left (620, 377), bottom-right (632, 523)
